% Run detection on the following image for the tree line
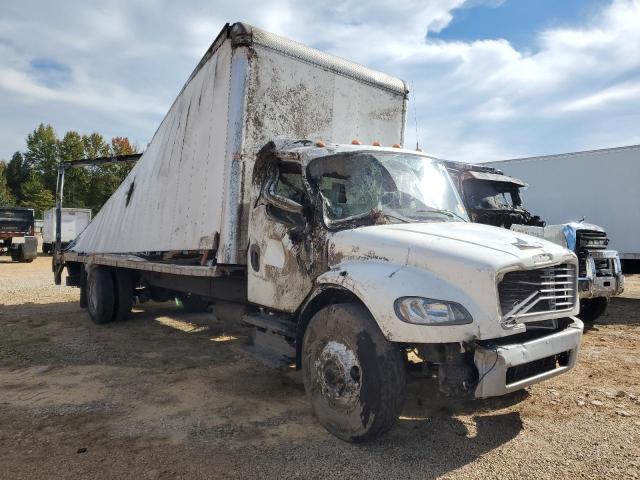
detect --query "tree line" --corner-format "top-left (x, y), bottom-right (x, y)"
top-left (0, 123), bottom-right (138, 217)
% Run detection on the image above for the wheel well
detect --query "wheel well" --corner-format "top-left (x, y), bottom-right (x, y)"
top-left (294, 285), bottom-right (369, 369)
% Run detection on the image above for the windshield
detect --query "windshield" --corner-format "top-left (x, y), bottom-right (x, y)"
top-left (463, 180), bottom-right (519, 210)
top-left (307, 151), bottom-right (468, 226)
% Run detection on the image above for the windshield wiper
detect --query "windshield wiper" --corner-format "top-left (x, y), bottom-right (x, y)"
top-left (380, 212), bottom-right (413, 223)
top-left (416, 208), bottom-right (468, 222)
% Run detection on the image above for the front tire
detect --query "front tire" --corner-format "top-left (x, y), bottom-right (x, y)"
top-left (579, 297), bottom-right (609, 324)
top-left (301, 303), bottom-right (405, 442)
top-left (87, 267), bottom-right (115, 324)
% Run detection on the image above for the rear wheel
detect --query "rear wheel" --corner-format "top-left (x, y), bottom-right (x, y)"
top-left (579, 297), bottom-right (609, 324)
top-left (301, 303), bottom-right (405, 442)
top-left (180, 293), bottom-right (210, 313)
top-left (113, 269), bottom-right (134, 321)
top-left (87, 267), bottom-right (115, 324)
top-left (16, 246), bottom-right (33, 263)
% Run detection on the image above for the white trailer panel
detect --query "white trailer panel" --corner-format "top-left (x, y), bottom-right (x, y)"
top-left (43, 208), bottom-right (92, 244)
top-left (488, 145), bottom-right (640, 259)
top-left (70, 23), bottom-right (408, 264)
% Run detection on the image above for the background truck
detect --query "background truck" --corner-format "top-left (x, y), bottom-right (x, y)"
top-left (486, 145), bottom-right (640, 262)
top-left (444, 160), bottom-right (624, 323)
top-left (0, 207), bottom-right (38, 263)
top-left (54, 22), bottom-right (583, 442)
top-left (42, 207), bottom-right (91, 254)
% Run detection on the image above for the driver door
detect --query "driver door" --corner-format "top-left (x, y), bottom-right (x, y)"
top-left (247, 163), bottom-right (313, 311)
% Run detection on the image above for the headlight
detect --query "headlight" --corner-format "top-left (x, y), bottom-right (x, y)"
top-left (394, 297), bottom-right (473, 326)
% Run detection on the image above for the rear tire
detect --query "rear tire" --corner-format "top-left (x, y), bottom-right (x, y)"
top-left (578, 297), bottom-right (609, 324)
top-left (301, 303), bottom-right (405, 442)
top-left (87, 267), bottom-right (115, 324)
top-left (180, 293), bottom-right (209, 313)
top-left (113, 269), bottom-right (134, 321)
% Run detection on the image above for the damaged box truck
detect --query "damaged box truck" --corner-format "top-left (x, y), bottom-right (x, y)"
top-left (444, 160), bottom-right (624, 323)
top-left (54, 22), bottom-right (584, 442)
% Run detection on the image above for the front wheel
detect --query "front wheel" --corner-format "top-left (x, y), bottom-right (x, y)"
top-left (301, 303), bottom-right (405, 442)
top-left (578, 297), bottom-right (609, 324)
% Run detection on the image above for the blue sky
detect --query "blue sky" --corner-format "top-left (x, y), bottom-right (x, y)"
top-left (432, 0), bottom-right (604, 49)
top-left (1, 0), bottom-right (639, 162)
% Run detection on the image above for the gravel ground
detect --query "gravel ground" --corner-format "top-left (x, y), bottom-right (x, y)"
top-left (1, 255), bottom-right (639, 479)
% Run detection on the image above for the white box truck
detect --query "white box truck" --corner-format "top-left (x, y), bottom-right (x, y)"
top-left (54, 22), bottom-right (584, 442)
top-left (42, 207), bottom-right (92, 254)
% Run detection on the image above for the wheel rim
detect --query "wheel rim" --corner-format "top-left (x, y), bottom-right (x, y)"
top-left (314, 341), bottom-right (361, 410)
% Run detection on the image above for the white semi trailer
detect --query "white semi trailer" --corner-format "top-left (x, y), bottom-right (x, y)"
top-left (488, 145), bottom-right (640, 261)
top-left (54, 22), bottom-right (584, 442)
top-left (42, 207), bottom-right (92, 254)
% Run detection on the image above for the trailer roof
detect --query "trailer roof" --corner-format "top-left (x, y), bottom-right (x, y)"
top-left (492, 144), bottom-right (640, 165)
top-left (184, 22), bottom-right (408, 99)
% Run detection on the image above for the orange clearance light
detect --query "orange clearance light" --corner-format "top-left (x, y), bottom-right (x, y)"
top-left (372, 140), bottom-right (381, 146)
top-left (351, 139), bottom-right (362, 145)
top-left (315, 140), bottom-right (326, 147)
top-left (392, 143), bottom-right (401, 148)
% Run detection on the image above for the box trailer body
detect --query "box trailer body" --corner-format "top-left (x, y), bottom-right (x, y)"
top-left (70, 23), bottom-right (407, 264)
top-left (0, 206), bottom-right (37, 262)
top-left (42, 207), bottom-right (91, 254)
top-left (56, 22), bottom-right (584, 442)
top-left (487, 145), bottom-right (640, 260)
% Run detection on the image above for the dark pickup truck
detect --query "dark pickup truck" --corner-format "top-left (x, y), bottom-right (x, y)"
top-left (0, 207), bottom-right (38, 263)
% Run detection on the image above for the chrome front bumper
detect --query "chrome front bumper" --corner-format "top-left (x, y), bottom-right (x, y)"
top-left (578, 250), bottom-right (624, 299)
top-left (474, 317), bottom-right (583, 398)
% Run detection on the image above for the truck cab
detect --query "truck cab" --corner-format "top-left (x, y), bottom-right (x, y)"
top-left (0, 207), bottom-right (38, 263)
top-left (244, 140), bottom-right (583, 440)
top-left (444, 160), bottom-right (624, 322)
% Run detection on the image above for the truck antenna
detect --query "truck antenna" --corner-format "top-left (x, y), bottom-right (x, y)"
top-left (411, 81), bottom-right (420, 150)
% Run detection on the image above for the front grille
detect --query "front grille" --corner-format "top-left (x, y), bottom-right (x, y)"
top-left (506, 351), bottom-right (571, 385)
top-left (576, 230), bottom-right (612, 277)
top-left (576, 230), bottom-right (608, 250)
top-left (499, 263), bottom-right (577, 320)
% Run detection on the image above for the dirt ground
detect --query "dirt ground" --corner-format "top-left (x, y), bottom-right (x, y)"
top-left (1, 255), bottom-right (639, 479)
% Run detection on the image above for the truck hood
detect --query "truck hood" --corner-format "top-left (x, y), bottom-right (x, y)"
top-left (328, 221), bottom-right (575, 273)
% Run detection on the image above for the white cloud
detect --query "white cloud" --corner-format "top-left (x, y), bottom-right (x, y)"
top-left (0, 0), bottom-right (639, 162)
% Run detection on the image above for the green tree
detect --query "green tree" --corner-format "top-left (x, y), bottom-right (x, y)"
top-left (58, 131), bottom-right (90, 208)
top-left (20, 172), bottom-right (55, 217)
top-left (0, 160), bottom-right (16, 206)
top-left (83, 133), bottom-right (112, 212)
top-left (6, 151), bottom-right (30, 202)
top-left (25, 124), bottom-right (59, 193)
